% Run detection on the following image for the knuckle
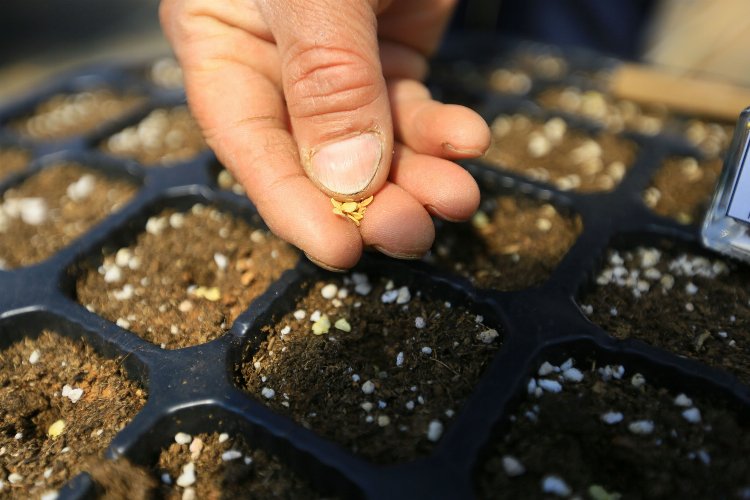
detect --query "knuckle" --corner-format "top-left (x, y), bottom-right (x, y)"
top-left (284, 43), bottom-right (382, 120)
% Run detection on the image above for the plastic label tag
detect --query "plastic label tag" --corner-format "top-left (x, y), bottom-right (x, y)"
top-left (726, 136), bottom-right (750, 224)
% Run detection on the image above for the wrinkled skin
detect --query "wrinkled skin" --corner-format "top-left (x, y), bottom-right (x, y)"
top-left (160, 0), bottom-right (490, 269)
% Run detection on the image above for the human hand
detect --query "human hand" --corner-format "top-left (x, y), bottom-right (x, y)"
top-left (160, 0), bottom-right (490, 270)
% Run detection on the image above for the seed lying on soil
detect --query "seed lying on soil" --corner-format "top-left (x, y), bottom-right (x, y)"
top-left (0, 330), bottom-right (146, 498)
top-left (238, 274), bottom-right (500, 463)
top-left (76, 204), bottom-right (298, 349)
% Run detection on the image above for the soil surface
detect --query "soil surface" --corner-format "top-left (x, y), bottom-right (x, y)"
top-left (427, 195), bottom-right (582, 290)
top-left (487, 68), bottom-right (532, 95)
top-left (148, 58), bottom-right (184, 89)
top-left (682, 119), bottom-right (734, 159)
top-left (475, 357), bottom-right (750, 499)
top-left (483, 114), bottom-right (637, 192)
top-left (0, 162), bottom-right (137, 268)
top-left (100, 106), bottom-right (206, 166)
top-left (644, 156), bottom-right (723, 225)
top-left (580, 244), bottom-right (750, 387)
top-left (76, 204), bottom-right (298, 349)
top-left (238, 273), bottom-right (501, 463)
top-left (153, 432), bottom-right (329, 499)
top-left (0, 330), bottom-right (147, 499)
top-left (536, 86), bottom-right (668, 136)
top-left (9, 89), bottom-right (144, 141)
top-left (0, 147), bottom-right (30, 181)
top-left (215, 165), bottom-right (245, 195)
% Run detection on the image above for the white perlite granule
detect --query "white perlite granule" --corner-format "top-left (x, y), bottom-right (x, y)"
top-left (501, 455), bottom-right (526, 477)
top-left (628, 420), bottom-right (654, 435)
top-left (361, 380), bottom-right (375, 394)
top-left (221, 450), bottom-right (243, 461)
top-left (61, 384), bottom-right (83, 403)
top-left (600, 411), bottom-right (624, 425)
top-left (426, 420), bottom-right (444, 442)
top-left (541, 475), bottom-right (571, 497)
top-left (174, 432), bottom-right (192, 445)
top-left (261, 387), bottom-right (276, 399)
top-left (176, 462), bottom-right (196, 487)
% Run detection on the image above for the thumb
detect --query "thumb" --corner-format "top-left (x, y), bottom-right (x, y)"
top-left (260, 0), bottom-right (392, 201)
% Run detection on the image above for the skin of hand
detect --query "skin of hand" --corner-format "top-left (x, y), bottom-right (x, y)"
top-left (160, 0), bottom-right (490, 270)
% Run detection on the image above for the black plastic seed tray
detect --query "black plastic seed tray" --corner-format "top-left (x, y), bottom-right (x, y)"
top-left (0, 36), bottom-right (749, 500)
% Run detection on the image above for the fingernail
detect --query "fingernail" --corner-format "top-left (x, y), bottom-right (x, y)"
top-left (304, 252), bottom-right (348, 272)
top-left (442, 142), bottom-right (486, 157)
top-left (372, 245), bottom-right (424, 260)
top-left (425, 205), bottom-right (463, 222)
top-left (310, 133), bottom-right (382, 196)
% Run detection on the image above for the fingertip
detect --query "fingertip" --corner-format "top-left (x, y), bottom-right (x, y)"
top-left (359, 183), bottom-right (435, 258)
top-left (438, 104), bottom-right (491, 158)
top-left (426, 167), bottom-right (481, 221)
top-left (253, 175), bottom-right (364, 271)
top-left (389, 147), bottom-right (480, 222)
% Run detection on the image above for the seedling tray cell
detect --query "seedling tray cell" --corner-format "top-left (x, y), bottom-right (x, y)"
top-left (0, 35), bottom-right (748, 499)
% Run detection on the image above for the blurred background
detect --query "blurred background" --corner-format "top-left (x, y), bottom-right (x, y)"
top-left (1, 0), bottom-right (750, 101)
top-left (0, 0), bottom-right (164, 99)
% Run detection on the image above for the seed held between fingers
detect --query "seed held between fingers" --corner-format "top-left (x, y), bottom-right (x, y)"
top-left (331, 196), bottom-right (373, 227)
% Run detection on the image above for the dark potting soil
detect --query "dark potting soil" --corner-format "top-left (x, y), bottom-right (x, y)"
top-left (536, 86), bottom-right (669, 136)
top-left (76, 204), bottom-right (299, 349)
top-left (154, 432), bottom-right (330, 499)
top-left (237, 273), bottom-right (501, 463)
top-left (0, 147), bottom-right (30, 181)
top-left (643, 156), bottom-right (722, 225)
top-left (9, 89), bottom-right (144, 141)
top-left (0, 330), bottom-right (147, 499)
top-left (100, 106), bottom-right (206, 166)
top-left (85, 458), bottom-right (157, 500)
top-left (475, 357), bottom-right (750, 499)
top-left (579, 244), bottom-right (750, 387)
top-left (426, 195), bottom-right (582, 290)
top-left (482, 114), bottom-right (638, 193)
top-left (0, 162), bottom-right (137, 268)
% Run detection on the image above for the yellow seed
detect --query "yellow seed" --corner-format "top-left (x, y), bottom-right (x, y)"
top-left (341, 202), bottom-right (358, 213)
top-left (334, 318), bottom-right (351, 332)
top-left (472, 211), bottom-right (490, 229)
top-left (332, 196), bottom-right (374, 226)
top-left (311, 315), bottom-right (331, 335)
top-left (48, 419), bottom-right (65, 438)
top-left (194, 286), bottom-right (221, 301)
